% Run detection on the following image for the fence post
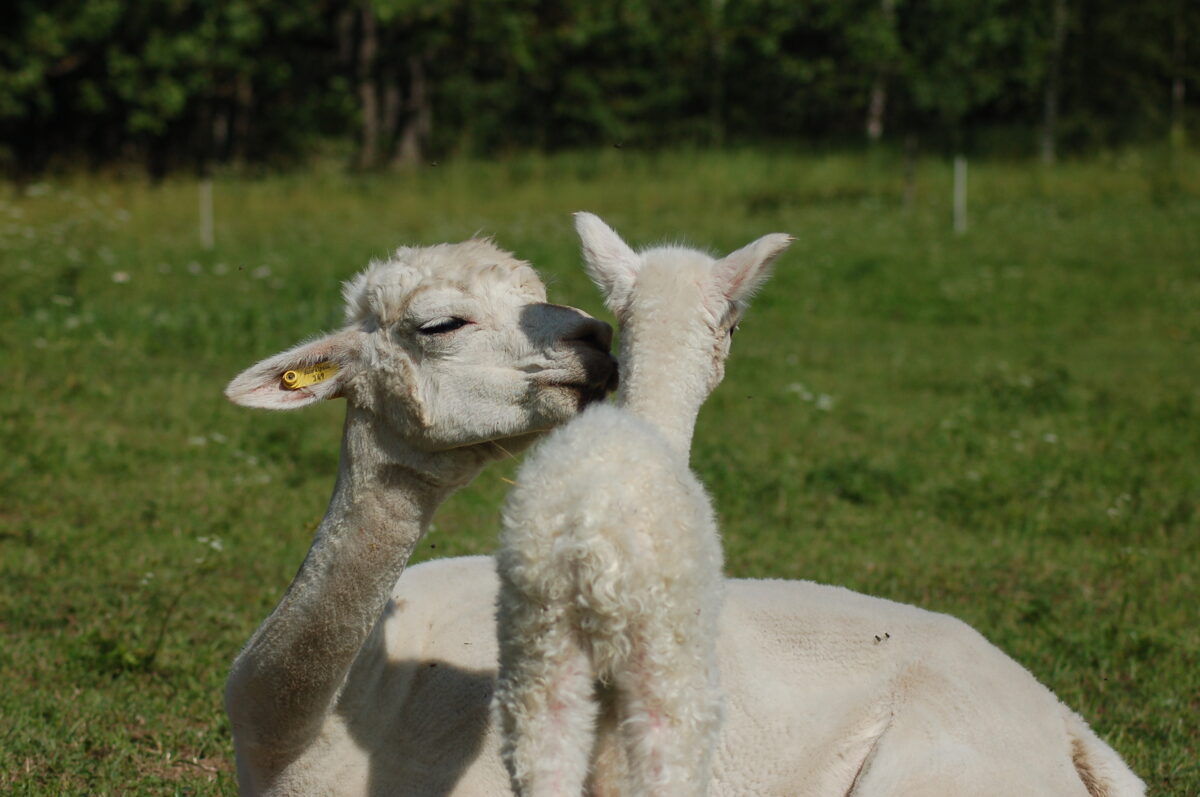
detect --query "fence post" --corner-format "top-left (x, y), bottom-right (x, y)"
top-left (953, 155), bottom-right (968, 234)
top-left (199, 178), bottom-right (214, 250)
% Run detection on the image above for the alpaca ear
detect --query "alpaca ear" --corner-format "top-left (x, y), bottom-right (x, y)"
top-left (574, 212), bottom-right (639, 308)
top-left (225, 329), bottom-right (359, 410)
top-left (714, 233), bottom-right (793, 308)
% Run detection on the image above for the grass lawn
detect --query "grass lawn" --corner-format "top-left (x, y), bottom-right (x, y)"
top-left (0, 147), bottom-right (1196, 795)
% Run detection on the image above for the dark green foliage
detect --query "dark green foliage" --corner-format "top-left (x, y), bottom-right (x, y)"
top-left (2, 0), bottom-right (1198, 175)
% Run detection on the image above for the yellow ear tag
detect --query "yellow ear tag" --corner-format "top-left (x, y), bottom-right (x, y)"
top-left (281, 361), bottom-right (339, 390)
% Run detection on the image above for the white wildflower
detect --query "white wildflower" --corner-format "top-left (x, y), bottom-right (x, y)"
top-left (251, 265), bottom-right (272, 279)
top-left (1042, 432), bottom-right (1058, 444)
top-left (197, 536), bottom-right (225, 552)
top-left (785, 382), bottom-right (814, 401)
top-left (815, 394), bottom-right (835, 411)
top-left (111, 271), bottom-right (131, 284)
top-left (188, 435), bottom-right (208, 447)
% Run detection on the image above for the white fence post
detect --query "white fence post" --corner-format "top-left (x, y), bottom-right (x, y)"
top-left (953, 155), bottom-right (968, 234)
top-left (199, 177), bottom-right (215, 250)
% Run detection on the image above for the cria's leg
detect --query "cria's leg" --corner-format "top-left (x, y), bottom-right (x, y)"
top-left (615, 639), bottom-right (721, 797)
top-left (496, 614), bottom-right (596, 797)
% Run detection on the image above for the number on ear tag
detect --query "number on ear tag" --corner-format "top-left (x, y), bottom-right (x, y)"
top-left (281, 362), bottom-right (339, 390)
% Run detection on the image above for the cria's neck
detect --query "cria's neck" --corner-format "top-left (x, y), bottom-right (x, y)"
top-left (615, 323), bottom-right (712, 458)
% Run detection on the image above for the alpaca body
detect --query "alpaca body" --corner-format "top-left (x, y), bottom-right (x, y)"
top-left (251, 555), bottom-right (1141, 797)
top-left (495, 215), bottom-right (791, 795)
top-left (496, 406), bottom-right (724, 795)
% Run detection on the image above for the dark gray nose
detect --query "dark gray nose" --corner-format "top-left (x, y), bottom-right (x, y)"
top-left (540, 304), bottom-right (614, 353)
top-left (563, 314), bottom-right (613, 354)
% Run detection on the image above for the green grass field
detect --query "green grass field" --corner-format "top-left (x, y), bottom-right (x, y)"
top-left (1, 148), bottom-right (1197, 795)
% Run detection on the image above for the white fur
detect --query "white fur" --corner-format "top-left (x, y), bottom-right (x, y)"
top-left (495, 214), bottom-right (790, 795)
top-left (260, 555), bottom-right (1143, 797)
top-left (223, 238), bottom-right (616, 795)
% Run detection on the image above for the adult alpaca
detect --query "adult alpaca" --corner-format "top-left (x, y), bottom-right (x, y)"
top-left (223, 238), bottom-right (617, 796)
top-left (224, 235), bottom-right (1143, 797)
top-left (494, 214), bottom-right (791, 796)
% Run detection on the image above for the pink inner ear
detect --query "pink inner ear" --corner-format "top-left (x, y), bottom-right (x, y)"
top-left (225, 334), bottom-right (348, 410)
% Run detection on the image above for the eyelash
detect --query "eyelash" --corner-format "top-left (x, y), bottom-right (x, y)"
top-left (418, 318), bottom-right (470, 335)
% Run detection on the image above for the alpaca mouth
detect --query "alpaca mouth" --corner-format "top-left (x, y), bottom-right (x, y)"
top-left (537, 349), bottom-right (617, 409)
top-left (551, 369), bottom-right (616, 410)
top-left (551, 379), bottom-right (610, 407)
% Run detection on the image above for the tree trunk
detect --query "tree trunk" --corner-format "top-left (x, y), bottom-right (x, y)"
top-left (394, 54), bottom-right (432, 168)
top-left (709, 0), bottom-right (726, 146)
top-left (232, 74), bottom-right (253, 164)
top-left (356, 3), bottom-right (381, 171)
top-left (381, 73), bottom-right (402, 154)
top-left (866, 0), bottom-right (896, 142)
top-left (1040, 0), bottom-right (1068, 164)
top-left (1171, 5), bottom-right (1186, 144)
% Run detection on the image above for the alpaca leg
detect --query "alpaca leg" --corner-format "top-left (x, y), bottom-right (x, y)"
top-left (615, 641), bottom-right (721, 797)
top-left (497, 623), bottom-right (596, 797)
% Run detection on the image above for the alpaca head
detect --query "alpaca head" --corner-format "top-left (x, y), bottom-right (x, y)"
top-left (225, 239), bottom-right (617, 454)
top-left (575, 212), bottom-right (791, 399)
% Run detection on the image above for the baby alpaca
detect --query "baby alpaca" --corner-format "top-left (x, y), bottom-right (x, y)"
top-left (495, 213), bottom-right (792, 796)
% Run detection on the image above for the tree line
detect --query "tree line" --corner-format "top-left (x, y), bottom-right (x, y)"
top-left (1, 0), bottom-right (1194, 177)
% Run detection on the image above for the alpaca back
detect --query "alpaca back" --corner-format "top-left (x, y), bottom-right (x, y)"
top-left (497, 403), bottom-right (724, 677)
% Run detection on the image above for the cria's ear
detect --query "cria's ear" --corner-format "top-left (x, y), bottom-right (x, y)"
top-left (714, 233), bottom-right (793, 309)
top-left (225, 329), bottom-right (359, 410)
top-left (574, 212), bottom-right (639, 309)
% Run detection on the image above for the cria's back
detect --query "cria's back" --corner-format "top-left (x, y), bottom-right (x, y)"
top-left (498, 403), bottom-right (722, 676)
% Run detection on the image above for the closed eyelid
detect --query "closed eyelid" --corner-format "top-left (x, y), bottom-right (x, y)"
top-left (418, 317), bottom-right (471, 334)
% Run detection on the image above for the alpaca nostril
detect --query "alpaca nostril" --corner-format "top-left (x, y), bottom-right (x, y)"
top-left (567, 317), bottom-right (614, 353)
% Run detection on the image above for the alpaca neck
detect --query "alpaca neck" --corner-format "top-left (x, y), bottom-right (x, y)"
top-left (226, 404), bottom-right (487, 753)
top-left (615, 322), bottom-right (710, 457)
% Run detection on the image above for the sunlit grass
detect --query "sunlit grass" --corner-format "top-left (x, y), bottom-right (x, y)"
top-left (1, 147), bottom-right (1197, 794)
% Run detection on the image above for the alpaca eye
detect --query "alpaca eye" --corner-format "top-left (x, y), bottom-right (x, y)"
top-left (418, 317), bottom-right (470, 335)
